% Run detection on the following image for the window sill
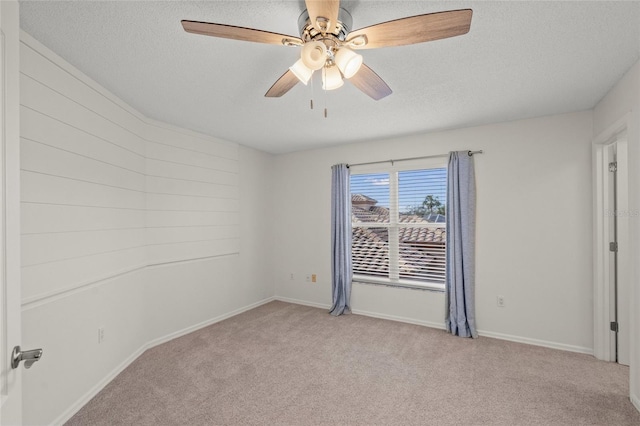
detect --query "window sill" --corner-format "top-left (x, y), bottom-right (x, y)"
top-left (352, 275), bottom-right (445, 292)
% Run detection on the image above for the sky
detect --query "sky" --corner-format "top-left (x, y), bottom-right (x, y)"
top-left (350, 168), bottom-right (447, 213)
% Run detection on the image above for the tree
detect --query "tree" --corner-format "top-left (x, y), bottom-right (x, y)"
top-left (403, 195), bottom-right (445, 217)
top-left (422, 195), bottom-right (442, 214)
top-left (403, 204), bottom-right (425, 215)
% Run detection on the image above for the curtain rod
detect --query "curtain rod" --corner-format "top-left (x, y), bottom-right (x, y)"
top-left (347, 150), bottom-right (483, 168)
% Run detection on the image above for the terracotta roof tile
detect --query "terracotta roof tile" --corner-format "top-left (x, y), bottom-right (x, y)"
top-left (351, 194), bottom-right (446, 283)
top-left (352, 194), bottom-right (377, 203)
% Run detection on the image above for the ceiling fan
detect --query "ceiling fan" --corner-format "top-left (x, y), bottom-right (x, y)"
top-left (182, 1), bottom-right (472, 101)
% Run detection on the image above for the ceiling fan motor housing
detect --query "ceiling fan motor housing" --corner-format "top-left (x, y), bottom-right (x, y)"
top-left (298, 7), bottom-right (353, 46)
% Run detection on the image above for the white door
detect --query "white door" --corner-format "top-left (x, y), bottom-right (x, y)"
top-left (609, 139), bottom-right (631, 366)
top-left (606, 143), bottom-right (619, 361)
top-left (594, 133), bottom-right (630, 366)
top-left (0, 1), bottom-right (23, 424)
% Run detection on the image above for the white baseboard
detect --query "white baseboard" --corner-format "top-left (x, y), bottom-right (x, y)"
top-left (275, 297), bottom-right (592, 355)
top-left (274, 296), bottom-right (331, 310)
top-left (631, 393), bottom-right (640, 413)
top-left (477, 329), bottom-right (593, 355)
top-left (275, 296), bottom-right (445, 329)
top-left (351, 308), bottom-right (446, 330)
top-left (145, 297), bottom-right (276, 350)
top-left (52, 345), bottom-right (148, 426)
top-left (53, 295), bottom-right (596, 425)
top-left (342, 311), bottom-right (591, 355)
top-left (52, 296), bottom-right (276, 426)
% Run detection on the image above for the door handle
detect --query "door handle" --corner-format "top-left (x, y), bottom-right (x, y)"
top-left (11, 346), bottom-right (43, 369)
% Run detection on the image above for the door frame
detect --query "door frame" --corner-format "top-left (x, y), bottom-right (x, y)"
top-left (0, 0), bottom-right (22, 424)
top-left (593, 114), bottom-right (630, 363)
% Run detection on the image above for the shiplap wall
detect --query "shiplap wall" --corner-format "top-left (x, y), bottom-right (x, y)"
top-left (20, 36), bottom-right (239, 304)
top-left (145, 123), bottom-right (239, 265)
top-left (18, 33), bottom-right (273, 426)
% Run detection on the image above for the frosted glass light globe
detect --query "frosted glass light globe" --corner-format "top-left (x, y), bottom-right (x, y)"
top-left (322, 65), bottom-right (344, 90)
top-left (301, 41), bottom-right (328, 71)
top-left (289, 59), bottom-right (313, 85)
top-left (335, 47), bottom-right (363, 79)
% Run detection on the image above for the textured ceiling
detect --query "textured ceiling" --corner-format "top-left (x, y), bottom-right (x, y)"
top-left (19, 1), bottom-right (640, 154)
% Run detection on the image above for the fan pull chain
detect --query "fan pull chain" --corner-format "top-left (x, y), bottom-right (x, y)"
top-left (323, 71), bottom-right (328, 118)
top-left (324, 93), bottom-right (328, 119)
top-left (310, 73), bottom-right (314, 110)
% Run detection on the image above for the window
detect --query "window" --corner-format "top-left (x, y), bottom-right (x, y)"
top-left (350, 162), bottom-right (446, 290)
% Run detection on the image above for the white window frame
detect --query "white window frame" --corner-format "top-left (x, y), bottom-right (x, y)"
top-left (351, 157), bottom-right (447, 292)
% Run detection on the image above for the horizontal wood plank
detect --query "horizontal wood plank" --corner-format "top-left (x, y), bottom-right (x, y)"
top-left (22, 203), bottom-right (145, 235)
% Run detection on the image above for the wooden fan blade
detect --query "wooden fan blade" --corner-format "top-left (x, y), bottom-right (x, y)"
top-left (265, 70), bottom-right (300, 97)
top-left (348, 9), bottom-right (472, 49)
top-left (305, 0), bottom-right (340, 34)
top-left (349, 64), bottom-right (392, 100)
top-left (182, 20), bottom-right (302, 46)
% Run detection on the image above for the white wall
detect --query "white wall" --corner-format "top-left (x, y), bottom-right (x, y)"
top-left (273, 111), bottom-right (594, 353)
top-left (593, 60), bottom-right (640, 411)
top-left (19, 32), bottom-right (273, 425)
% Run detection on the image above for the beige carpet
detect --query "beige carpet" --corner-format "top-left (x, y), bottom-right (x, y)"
top-left (66, 301), bottom-right (640, 425)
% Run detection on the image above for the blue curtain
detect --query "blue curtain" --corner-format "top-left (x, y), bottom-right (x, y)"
top-left (329, 164), bottom-right (352, 316)
top-left (445, 151), bottom-right (478, 338)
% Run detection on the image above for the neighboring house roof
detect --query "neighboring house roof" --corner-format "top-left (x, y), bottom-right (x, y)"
top-left (351, 194), bottom-right (377, 203)
top-left (353, 205), bottom-right (389, 223)
top-left (352, 196), bottom-right (446, 243)
top-left (351, 194), bottom-right (446, 282)
top-left (399, 227), bottom-right (445, 243)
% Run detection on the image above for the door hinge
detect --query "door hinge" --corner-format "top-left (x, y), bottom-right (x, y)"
top-left (610, 321), bottom-right (619, 332)
top-left (609, 162), bottom-right (618, 172)
top-left (609, 242), bottom-right (618, 252)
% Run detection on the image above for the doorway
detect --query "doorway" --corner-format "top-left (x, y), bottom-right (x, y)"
top-left (593, 126), bottom-right (630, 365)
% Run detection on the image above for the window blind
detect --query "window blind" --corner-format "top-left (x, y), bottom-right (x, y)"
top-left (350, 167), bottom-right (447, 288)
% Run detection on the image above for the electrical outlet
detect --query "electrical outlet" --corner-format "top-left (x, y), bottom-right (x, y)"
top-left (98, 327), bottom-right (105, 344)
top-left (311, 274), bottom-right (316, 283)
top-left (306, 275), bottom-right (311, 282)
top-left (290, 273), bottom-right (294, 280)
top-left (497, 296), bottom-right (505, 308)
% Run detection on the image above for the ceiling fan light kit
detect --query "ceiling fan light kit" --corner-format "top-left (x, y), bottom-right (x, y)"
top-left (289, 58), bottom-right (313, 85)
top-left (181, 1), bottom-right (472, 101)
top-left (334, 47), bottom-right (363, 79)
top-left (288, 10), bottom-right (363, 92)
top-left (322, 65), bottom-right (344, 90)
top-left (300, 40), bottom-right (328, 70)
